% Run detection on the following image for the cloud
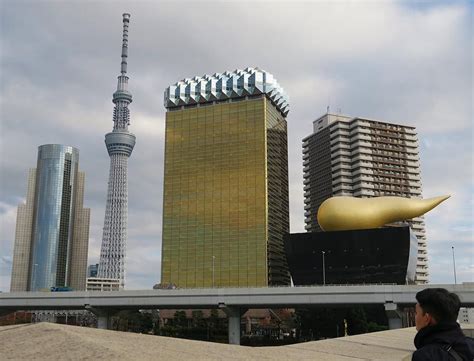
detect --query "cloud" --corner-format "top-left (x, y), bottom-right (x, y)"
top-left (0, 1), bottom-right (472, 291)
top-left (1, 256), bottom-right (12, 265)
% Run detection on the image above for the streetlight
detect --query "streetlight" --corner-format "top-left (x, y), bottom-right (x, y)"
top-left (321, 251), bottom-right (326, 286)
top-left (212, 255), bottom-right (216, 288)
top-left (452, 246), bottom-right (457, 285)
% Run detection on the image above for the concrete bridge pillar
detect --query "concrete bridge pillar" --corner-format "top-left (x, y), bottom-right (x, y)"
top-left (86, 306), bottom-right (117, 330)
top-left (384, 303), bottom-right (403, 329)
top-left (220, 306), bottom-right (247, 345)
top-left (97, 313), bottom-right (113, 330)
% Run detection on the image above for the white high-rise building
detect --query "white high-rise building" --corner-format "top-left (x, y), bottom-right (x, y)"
top-left (459, 307), bottom-right (474, 324)
top-left (302, 113), bottom-right (428, 283)
top-left (97, 14), bottom-right (135, 288)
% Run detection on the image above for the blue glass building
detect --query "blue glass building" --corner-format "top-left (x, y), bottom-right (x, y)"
top-left (87, 263), bottom-right (99, 278)
top-left (10, 144), bottom-right (90, 291)
top-left (30, 145), bottom-right (79, 290)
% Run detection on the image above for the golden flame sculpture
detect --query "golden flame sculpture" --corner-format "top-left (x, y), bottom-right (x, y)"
top-left (317, 195), bottom-right (450, 231)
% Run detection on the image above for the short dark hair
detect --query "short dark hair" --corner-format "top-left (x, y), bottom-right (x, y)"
top-left (416, 288), bottom-right (461, 324)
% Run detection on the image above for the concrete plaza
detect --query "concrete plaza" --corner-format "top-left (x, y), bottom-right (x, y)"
top-left (6, 322), bottom-right (474, 360)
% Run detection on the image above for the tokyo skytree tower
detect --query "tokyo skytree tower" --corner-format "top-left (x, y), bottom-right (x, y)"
top-left (98, 13), bottom-right (135, 288)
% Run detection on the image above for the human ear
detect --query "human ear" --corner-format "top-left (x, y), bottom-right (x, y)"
top-left (425, 313), bottom-right (435, 326)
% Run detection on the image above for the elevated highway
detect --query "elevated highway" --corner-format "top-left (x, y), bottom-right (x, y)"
top-left (2, 283), bottom-right (473, 344)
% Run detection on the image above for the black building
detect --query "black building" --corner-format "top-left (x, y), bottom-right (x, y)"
top-left (284, 226), bottom-right (417, 285)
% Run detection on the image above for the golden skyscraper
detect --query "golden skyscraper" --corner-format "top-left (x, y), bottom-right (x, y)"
top-left (161, 68), bottom-right (290, 288)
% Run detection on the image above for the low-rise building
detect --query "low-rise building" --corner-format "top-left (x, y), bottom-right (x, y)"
top-left (86, 277), bottom-right (120, 291)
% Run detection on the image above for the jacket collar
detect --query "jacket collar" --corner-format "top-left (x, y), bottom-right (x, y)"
top-left (414, 322), bottom-right (463, 350)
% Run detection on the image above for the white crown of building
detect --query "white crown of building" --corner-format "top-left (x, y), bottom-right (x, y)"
top-left (164, 67), bottom-right (290, 116)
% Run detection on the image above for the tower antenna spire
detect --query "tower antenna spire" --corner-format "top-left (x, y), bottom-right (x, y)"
top-left (120, 13), bottom-right (130, 75)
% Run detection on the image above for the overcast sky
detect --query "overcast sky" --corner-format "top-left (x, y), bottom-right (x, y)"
top-left (0, 0), bottom-right (472, 291)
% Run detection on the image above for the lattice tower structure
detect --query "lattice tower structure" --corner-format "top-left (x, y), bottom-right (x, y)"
top-left (98, 13), bottom-right (136, 289)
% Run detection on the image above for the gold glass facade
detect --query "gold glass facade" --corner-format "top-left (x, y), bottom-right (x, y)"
top-left (161, 96), bottom-right (290, 288)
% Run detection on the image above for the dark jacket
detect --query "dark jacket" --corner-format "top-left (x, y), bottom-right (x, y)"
top-left (412, 322), bottom-right (474, 360)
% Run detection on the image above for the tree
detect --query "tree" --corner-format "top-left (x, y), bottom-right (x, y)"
top-left (346, 307), bottom-right (368, 335)
top-left (151, 309), bottom-right (160, 335)
top-left (173, 310), bottom-right (188, 328)
top-left (191, 310), bottom-right (206, 328)
top-left (112, 310), bottom-right (154, 333)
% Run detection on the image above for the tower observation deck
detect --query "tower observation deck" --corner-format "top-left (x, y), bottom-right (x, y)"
top-left (98, 13), bottom-right (136, 288)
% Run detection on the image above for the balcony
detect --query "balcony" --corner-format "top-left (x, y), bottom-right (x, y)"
top-left (353, 189), bottom-right (375, 197)
top-left (350, 156), bottom-right (373, 167)
top-left (352, 168), bottom-right (374, 176)
top-left (416, 274), bottom-right (429, 282)
top-left (349, 120), bottom-right (370, 130)
top-left (349, 140), bottom-right (371, 149)
top-left (407, 174), bottom-right (421, 181)
top-left (330, 129), bottom-right (349, 139)
top-left (331, 162), bottom-right (351, 171)
top-left (333, 183), bottom-right (353, 193)
top-left (349, 132), bottom-right (371, 141)
top-left (330, 132), bottom-right (350, 142)
top-left (331, 144), bottom-right (350, 154)
top-left (332, 170), bottom-right (352, 179)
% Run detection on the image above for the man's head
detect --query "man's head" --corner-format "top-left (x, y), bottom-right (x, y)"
top-left (415, 288), bottom-right (461, 331)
